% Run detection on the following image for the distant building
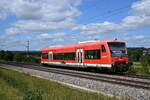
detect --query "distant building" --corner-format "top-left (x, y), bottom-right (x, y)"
top-left (143, 48), bottom-right (150, 56)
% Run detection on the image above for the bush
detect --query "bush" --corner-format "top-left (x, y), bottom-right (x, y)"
top-left (140, 55), bottom-right (150, 66)
top-left (23, 90), bottom-right (43, 100)
top-left (0, 50), bottom-right (40, 64)
top-left (0, 50), bottom-right (5, 60)
top-left (4, 51), bottom-right (14, 61)
top-left (128, 49), bottom-right (143, 62)
top-left (140, 55), bottom-right (150, 74)
top-left (13, 53), bottom-right (25, 62)
top-left (32, 56), bottom-right (40, 64)
top-left (127, 66), bottom-right (137, 74)
top-left (23, 56), bottom-right (40, 64)
top-left (0, 51), bottom-right (14, 61)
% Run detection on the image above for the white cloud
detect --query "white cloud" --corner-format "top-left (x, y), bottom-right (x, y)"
top-left (73, 0), bottom-right (150, 36)
top-left (0, 0), bottom-right (81, 20)
top-left (6, 19), bottom-right (76, 34)
top-left (1, 0), bottom-right (81, 34)
top-left (72, 21), bottom-right (121, 35)
top-left (10, 0), bottom-right (81, 21)
top-left (133, 35), bottom-right (145, 40)
top-left (123, 34), bottom-right (150, 47)
top-left (125, 35), bottom-right (145, 41)
top-left (38, 32), bottom-right (67, 39)
top-left (5, 27), bottom-right (21, 35)
top-left (0, 11), bottom-right (7, 20)
top-left (131, 0), bottom-right (150, 16)
top-left (122, 15), bottom-right (150, 30)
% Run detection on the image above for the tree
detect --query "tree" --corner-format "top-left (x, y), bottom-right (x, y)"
top-left (23, 56), bottom-right (40, 64)
top-left (14, 53), bottom-right (24, 62)
top-left (140, 55), bottom-right (150, 74)
top-left (140, 55), bottom-right (150, 66)
top-left (0, 50), bottom-right (5, 60)
top-left (3, 51), bottom-right (14, 61)
top-left (128, 48), bottom-right (143, 61)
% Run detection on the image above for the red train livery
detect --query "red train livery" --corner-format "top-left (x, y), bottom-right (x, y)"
top-left (41, 40), bottom-right (130, 72)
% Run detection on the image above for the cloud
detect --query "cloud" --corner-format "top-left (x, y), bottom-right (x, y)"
top-left (72, 21), bottom-right (121, 35)
top-left (10, 0), bottom-right (81, 21)
top-left (5, 27), bottom-right (21, 35)
top-left (123, 34), bottom-right (150, 47)
top-left (38, 32), bottom-right (67, 39)
top-left (131, 0), bottom-right (150, 16)
top-left (6, 19), bottom-right (76, 34)
top-left (0, 0), bottom-right (81, 20)
top-left (122, 15), bottom-right (150, 30)
top-left (0, 11), bottom-right (7, 20)
top-left (73, 0), bottom-right (150, 36)
top-left (133, 35), bottom-right (145, 40)
top-left (1, 0), bottom-right (81, 34)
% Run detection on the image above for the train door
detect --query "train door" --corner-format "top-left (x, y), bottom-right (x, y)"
top-left (48, 51), bottom-right (53, 62)
top-left (76, 49), bottom-right (83, 65)
top-left (101, 45), bottom-right (107, 63)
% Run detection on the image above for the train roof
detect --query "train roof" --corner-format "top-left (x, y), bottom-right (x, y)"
top-left (42, 40), bottom-right (125, 51)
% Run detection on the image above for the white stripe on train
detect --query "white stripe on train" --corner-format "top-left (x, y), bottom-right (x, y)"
top-left (41, 61), bottom-right (112, 68)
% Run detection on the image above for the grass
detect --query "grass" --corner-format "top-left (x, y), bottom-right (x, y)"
top-left (126, 62), bottom-right (150, 76)
top-left (0, 79), bottom-right (22, 100)
top-left (0, 67), bottom-right (129, 100)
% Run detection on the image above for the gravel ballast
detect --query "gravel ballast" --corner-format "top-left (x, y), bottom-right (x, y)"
top-left (0, 64), bottom-right (150, 100)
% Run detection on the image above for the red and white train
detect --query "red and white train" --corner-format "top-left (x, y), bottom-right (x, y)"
top-left (41, 40), bottom-right (130, 72)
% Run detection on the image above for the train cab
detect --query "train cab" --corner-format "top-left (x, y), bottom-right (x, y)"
top-left (107, 41), bottom-right (129, 72)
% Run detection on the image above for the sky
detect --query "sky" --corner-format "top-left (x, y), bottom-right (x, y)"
top-left (0, 0), bottom-right (150, 51)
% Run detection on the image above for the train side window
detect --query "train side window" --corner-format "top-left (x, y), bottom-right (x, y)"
top-left (101, 45), bottom-right (106, 52)
top-left (53, 52), bottom-right (75, 60)
top-left (85, 49), bottom-right (100, 59)
top-left (42, 53), bottom-right (48, 59)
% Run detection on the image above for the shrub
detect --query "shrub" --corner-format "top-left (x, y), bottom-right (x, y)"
top-left (127, 66), bottom-right (137, 74)
top-left (140, 55), bottom-right (149, 66)
top-left (23, 56), bottom-right (40, 64)
top-left (4, 51), bottom-right (14, 61)
top-left (140, 55), bottom-right (150, 74)
top-left (23, 90), bottom-right (43, 100)
top-left (0, 50), bottom-right (5, 60)
top-left (13, 53), bottom-right (25, 62)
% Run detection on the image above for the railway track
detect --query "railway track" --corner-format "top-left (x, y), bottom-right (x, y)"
top-left (124, 74), bottom-right (150, 80)
top-left (0, 61), bottom-right (150, 91)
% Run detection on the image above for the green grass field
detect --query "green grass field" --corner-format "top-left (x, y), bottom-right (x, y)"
top-left (0, 67), bottom-right (129, 100)
top-left (127, 62), bottom-right (150, 76)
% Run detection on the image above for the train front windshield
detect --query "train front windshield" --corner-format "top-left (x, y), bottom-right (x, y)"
top-left (108, 42), bottom-right (127, 57)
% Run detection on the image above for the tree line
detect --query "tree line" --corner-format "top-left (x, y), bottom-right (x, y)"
top-left (128, 48), bottom-right (150, 66)
top-left (0, 50), bottom-right (40, 64)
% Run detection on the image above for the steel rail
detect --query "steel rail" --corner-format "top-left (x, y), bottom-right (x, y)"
top-left (124, 74), bottom-right (150, 80)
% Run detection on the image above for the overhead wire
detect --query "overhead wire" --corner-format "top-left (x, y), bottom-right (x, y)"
top-left (78, 0), bottom-right (150, 23)
top-left (78, 5), bottom-right (130, 23)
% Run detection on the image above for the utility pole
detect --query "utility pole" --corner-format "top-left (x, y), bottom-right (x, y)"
top-left (27, 40), bottom-right (29, 57)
